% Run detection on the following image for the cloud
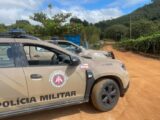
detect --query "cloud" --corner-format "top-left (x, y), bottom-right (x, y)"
top-left (0, 0), bottom-right (43, 9)
top-left (43, 6), bottom-right (123, 23)
top-left (66, 7), bottom-right (123, 23)
top-left (0, 0), bottom-right (43, 25)
top-left (1, 0), bottom-right (149, 25)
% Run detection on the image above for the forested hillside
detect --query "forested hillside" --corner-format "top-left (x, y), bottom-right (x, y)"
top-left (95, 0), bottom-right (160, 40)
top-left (112, 0), bottom-right (160, 56)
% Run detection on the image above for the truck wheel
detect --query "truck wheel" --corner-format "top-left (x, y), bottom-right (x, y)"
top-left (91, 79), bottom-right (120, 111)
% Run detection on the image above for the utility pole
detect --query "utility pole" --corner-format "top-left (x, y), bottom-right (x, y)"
top-left (48, 4), bottom-right (53, 18)
top-left (130, 15), bottom-right (132, 39)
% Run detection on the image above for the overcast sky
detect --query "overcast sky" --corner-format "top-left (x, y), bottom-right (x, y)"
top-left (0, 0), bottom-right (151, 25)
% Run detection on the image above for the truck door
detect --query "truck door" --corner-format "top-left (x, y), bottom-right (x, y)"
top-left (24, 46), bottom-right (53, 60)
top-left (0, 43), bottom-right (28, 114)
top-left (22, 44), bottom-right (86, 107)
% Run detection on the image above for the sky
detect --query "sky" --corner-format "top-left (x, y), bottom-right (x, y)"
top-left (0, 0), bottom-right (151, 25)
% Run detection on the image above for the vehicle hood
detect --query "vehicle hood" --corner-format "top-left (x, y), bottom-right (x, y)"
top-left (80, 49), bottom-right (112, 60)
top-left (80, 57), bottom-right (125, 80)
top-left (83, 49), bottom-right (109, 54)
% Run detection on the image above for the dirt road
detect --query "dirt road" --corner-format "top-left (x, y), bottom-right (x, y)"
top-left (7, 46), bottom-right (160, 120)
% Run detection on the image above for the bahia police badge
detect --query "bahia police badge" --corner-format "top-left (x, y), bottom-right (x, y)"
top-left (49, 70), bottom-right (68, 88)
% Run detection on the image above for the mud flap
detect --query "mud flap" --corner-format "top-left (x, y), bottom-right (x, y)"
top-left (84, 70), bottom-right (95, 101)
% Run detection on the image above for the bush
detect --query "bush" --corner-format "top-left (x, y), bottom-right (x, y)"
top-left (104, 24), bottom-right (129, 41)
top-left (115, 33), bottom-right (160, 55)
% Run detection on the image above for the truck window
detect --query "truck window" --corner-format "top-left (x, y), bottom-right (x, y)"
top-left (58, 42), bottom-right (78, 53)
top-left (0, 44), bottom-right (15, 67)
top-left (35, 47), bottom-right (49, 52)
top-left (23, 45), bottom-right (71, 66)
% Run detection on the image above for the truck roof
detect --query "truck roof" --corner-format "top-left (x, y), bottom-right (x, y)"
top-left (0, 38), bottom-right (77, 57)
top-left (46, 40), bottom-right (80, 47)
top-left (0, 38), bottom-right (15, 43)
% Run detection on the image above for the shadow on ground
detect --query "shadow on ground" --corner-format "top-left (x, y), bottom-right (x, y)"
top-left (5, 103), bottom-right (100, 120)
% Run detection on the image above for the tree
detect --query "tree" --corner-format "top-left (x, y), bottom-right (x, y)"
top-left (30, 12), bottom-right (47, 24)
top-left (131, 19), bottom-right (157, 38)
top-left (63, 23), bottom-right (83, 35)
top-left (105, 24), bottom-right (129, 41)
top-left (83, 20), bottom-right (89, 26)
top-left (0, 24), bottom-right (7, 32)
top-left (30, 12), bottom-right (72, 36)
top-left (70, 17), bottom-right (89, 26)
top-left (70, 17), bottom-right (83, 24)
top-left (82, 26), bottom-right (100, 44)
top-left (95, 1), bottom-right (160, 38)
top-left (53, 13), bottom-right (71, 24)
top-left (9, 20), bottom-right (35, 34)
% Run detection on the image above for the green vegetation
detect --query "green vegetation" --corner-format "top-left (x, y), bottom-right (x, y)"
top-left (94, 0), bottom-right (160, 56)
top-left (115, 33), bottom-right (160, 55)
top-left (104, 24), bottom-right (128, 41)
top-left (1, 1), bottom-right (160, 53)
top-left (95, 0), bottom-right (160, 40)
top-left (0, 24), bottom-right (7, 32)
top-left (0, 10), bottom-right (100, 45)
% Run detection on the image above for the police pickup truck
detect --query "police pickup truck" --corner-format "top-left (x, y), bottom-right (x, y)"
top-left (47, 40), bottom-right (115, 60)
top-left (0, 38), bottom-right (129, 118)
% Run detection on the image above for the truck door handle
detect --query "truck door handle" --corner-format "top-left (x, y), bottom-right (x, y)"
top-left (34, 55), bottom-right (40, 58)
top-left (30, 74), bottom-right (42, 79)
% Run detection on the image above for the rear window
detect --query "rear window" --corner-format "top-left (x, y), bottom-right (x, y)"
top-left (58, 42), bottom-right (78, 53)
top-left (0, 44), bottom-right (15, 67)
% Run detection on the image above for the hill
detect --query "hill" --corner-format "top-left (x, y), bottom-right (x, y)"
top-left (95, 0), bottom-right (160, 40)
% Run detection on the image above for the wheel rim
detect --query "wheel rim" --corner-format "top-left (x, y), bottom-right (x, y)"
top-left (101, 84), bottom-right (117, 105)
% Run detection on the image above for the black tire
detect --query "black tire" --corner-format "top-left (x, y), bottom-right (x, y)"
top-left (91, 79), bottom-right (120, 111)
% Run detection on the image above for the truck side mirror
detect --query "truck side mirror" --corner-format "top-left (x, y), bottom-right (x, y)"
top-left (75, 47), bottom-right (82, 54)
top-left (70, 56), bottom-right (80, 66)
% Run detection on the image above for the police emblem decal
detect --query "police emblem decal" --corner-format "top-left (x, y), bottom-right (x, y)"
top-left (49, 71), bottom-right (68, 88)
